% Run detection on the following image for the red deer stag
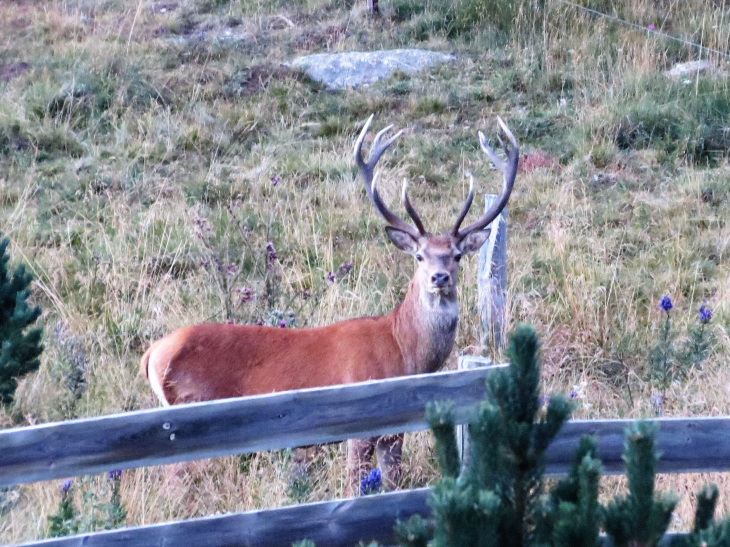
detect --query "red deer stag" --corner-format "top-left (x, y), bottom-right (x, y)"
top-left (141, 115), bottom-right (519, 496)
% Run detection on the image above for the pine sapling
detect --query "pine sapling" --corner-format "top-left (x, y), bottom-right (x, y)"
top-left (0, 233), bottom-right (43, 406)
top-left (603, 421), bottom-right (677, 547)
top-left (543, 436), bottom-right (602, 547)
top-left (412, 324), bottom-right (574, 547)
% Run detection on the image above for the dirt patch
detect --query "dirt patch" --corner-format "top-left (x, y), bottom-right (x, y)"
top-left (0, 62), bottom-right (31, 82)
top-left (518, 151), bottom-right (561, 174)
top-left (224, 64), bottom-right (295, 96)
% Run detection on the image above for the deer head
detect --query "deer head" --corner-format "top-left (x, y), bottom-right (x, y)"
top-left (354, 115), bottom-right (519, 306)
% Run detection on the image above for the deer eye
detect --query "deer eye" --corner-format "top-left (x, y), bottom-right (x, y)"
top-left (415, 253), bottom-right (424, 262)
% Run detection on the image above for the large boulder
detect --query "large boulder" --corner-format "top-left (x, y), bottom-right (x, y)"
top-left (290, 49), bottom-right (455, 90)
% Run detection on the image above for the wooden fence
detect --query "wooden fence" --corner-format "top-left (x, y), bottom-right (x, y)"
top-left (3, 364), bottom-right (730, 546)
top-left (1, 197), bottom-right (724, 546)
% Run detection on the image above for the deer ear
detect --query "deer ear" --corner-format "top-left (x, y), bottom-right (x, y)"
top-left (385, 227), bottom-right (419, 254)
top-left (458, 229), bottom-right (491, 255)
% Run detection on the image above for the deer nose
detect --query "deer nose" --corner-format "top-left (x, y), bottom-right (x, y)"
top-left (431, 272), bottom-right (451, 288)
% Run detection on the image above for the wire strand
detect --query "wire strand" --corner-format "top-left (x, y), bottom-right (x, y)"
top-left (555, 0), bottom-right (730, 61)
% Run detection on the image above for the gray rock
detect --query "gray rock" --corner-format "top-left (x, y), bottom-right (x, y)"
top-left (663, 60), bottom-right (714, 79)
top-left (289, 49), bottom-right (456, 90)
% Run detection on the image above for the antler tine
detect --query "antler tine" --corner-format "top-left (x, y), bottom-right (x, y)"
top-left (371, 174), bottom-right (422, 238)
top-left (354, 115), bottom-right (404, 188)
top-left (451, 175), bottom-right (475, 236)
top-left (402, 179), bottom-right (427, 235)
top-left (456, 117), bottom-right (519, 239)
top-left (355, 116), bottom-right (421, 239)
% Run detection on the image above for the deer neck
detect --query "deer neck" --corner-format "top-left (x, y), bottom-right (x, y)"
top-left (390, 278), bottom-right (459, 376)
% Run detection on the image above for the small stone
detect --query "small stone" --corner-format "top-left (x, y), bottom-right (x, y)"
top-left (663, 60), bottom-right (714, 79)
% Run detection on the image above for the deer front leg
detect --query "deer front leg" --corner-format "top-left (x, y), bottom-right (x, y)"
top-left (346, 437), bottom-right (376, 497)
top-left (375, 433), bottom-right (404, 491)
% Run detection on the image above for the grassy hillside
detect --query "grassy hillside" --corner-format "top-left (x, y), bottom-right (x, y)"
top-left (2, 0), bottom-right (730, 541)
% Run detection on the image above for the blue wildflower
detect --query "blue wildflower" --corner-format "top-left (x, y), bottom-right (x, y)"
top-left (360, 468), bottom-right (382, 495)
top-left (659, 296), bottom-right (673, 312)
top-left (108, 470), bottom-right (122, 480)
top-left (699, 305), bottom-right (712, 324)
top-left (61, 480), bottom-right (72, 493)
top-left (651, 394), bottom-right (662, 406)
top-left (569, 391), bottom-right (578, 399)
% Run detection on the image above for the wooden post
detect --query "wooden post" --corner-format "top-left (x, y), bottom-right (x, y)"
top-left (457, 195), bottom-right (507, 467)
top-left (456, 355), bottom-right (493, 467)
top-left (478, 194), bottom-right (508, 353)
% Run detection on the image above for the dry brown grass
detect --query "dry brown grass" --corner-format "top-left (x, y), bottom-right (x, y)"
top-left (2, 0), bottom-right (730, 542)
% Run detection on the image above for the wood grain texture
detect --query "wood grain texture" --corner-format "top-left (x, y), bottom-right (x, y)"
top-left (545, 416), bottom-right (730, 476)
top-left (3, 365), bottom-right (730, 488)
top-left (14, 488), bottom-right (684, 547)
top-left (478, 194), bottom-right (507, 350)
top-left (17, 488), bottom-right (430, 547)
top-left (0, 367), bottom-right (504, 487)
top-left (456, 356), bottom-right (494, 466)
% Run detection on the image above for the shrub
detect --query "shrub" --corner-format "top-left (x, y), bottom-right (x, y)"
top-left (0, 233), bottom-right (43, 406)
top-left (391, 325), bottom-right (730, 547)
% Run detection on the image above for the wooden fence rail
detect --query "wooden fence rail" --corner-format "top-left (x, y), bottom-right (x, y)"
top-left (0, 366), bottom-right (504, 488)
top-left (16, 488), bottom-right (682, 547)
top-left (4, 365), bottom-right (730, 546)
top-left (4, 366), bottom-right (730, 488)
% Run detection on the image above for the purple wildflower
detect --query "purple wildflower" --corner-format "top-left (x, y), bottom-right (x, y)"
top-left (699, 304), bottom-right (712, 324)
top-left (108, 470), bottom-right (122, 480)
top-left (61, 480), bottom-right (72, 493)
top-left (236, 286), bottom-right (253, 303)
top-left (226, 264), bottom-right (237, 277)
top-left (651, 394), bottom-right (662, 406)
top-left (266, 242), bottom-right (277, 262)
top-left (659, 295), bottom-right (673, 312)
top-left (270, 175), bottom-right (281, 186)
top-left (648, 24), bottom-right (655, 30)
top-left (326, 271), bottom-right (336, 283)
top-left (360, 468), bottom-right (382, 495)
top-left (569, 390), bottom-right (578, 399)
top-left (278, 320), bottom-right (287, 328)
top-left (337, 261), bottom-right (354, 276)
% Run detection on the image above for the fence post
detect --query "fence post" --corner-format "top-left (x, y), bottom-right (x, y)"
top-left (478, 194), bottom-right (508, 352)
top-left (457, 195), bottom-right (507, 466)
top-left (456, 355), bottom-right (493, 467)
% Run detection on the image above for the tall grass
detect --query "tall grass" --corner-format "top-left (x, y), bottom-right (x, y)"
top-left (1, 0), bottom-right (730, 542)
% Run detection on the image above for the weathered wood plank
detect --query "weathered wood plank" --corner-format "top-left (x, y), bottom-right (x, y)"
top-left (545, 417), bottom-right (730, 476)
top-left (456, 356), bottom-right (493, 467)
top-left (0, 367), bottom-right (505, 487)
top-left (17, 488), bottom-right (430, 547)
top-left (13, 488), bottom-right (684, 547)
top-left (4, 363), bottom-right (730, 488)
top-left (478, 194), bottom-right (508, 351)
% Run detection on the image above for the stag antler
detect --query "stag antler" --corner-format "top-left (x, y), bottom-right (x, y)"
top-left (354, 116), bottom-right (426, 239)
top-left (452, 117), bottom-right (519, 239)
